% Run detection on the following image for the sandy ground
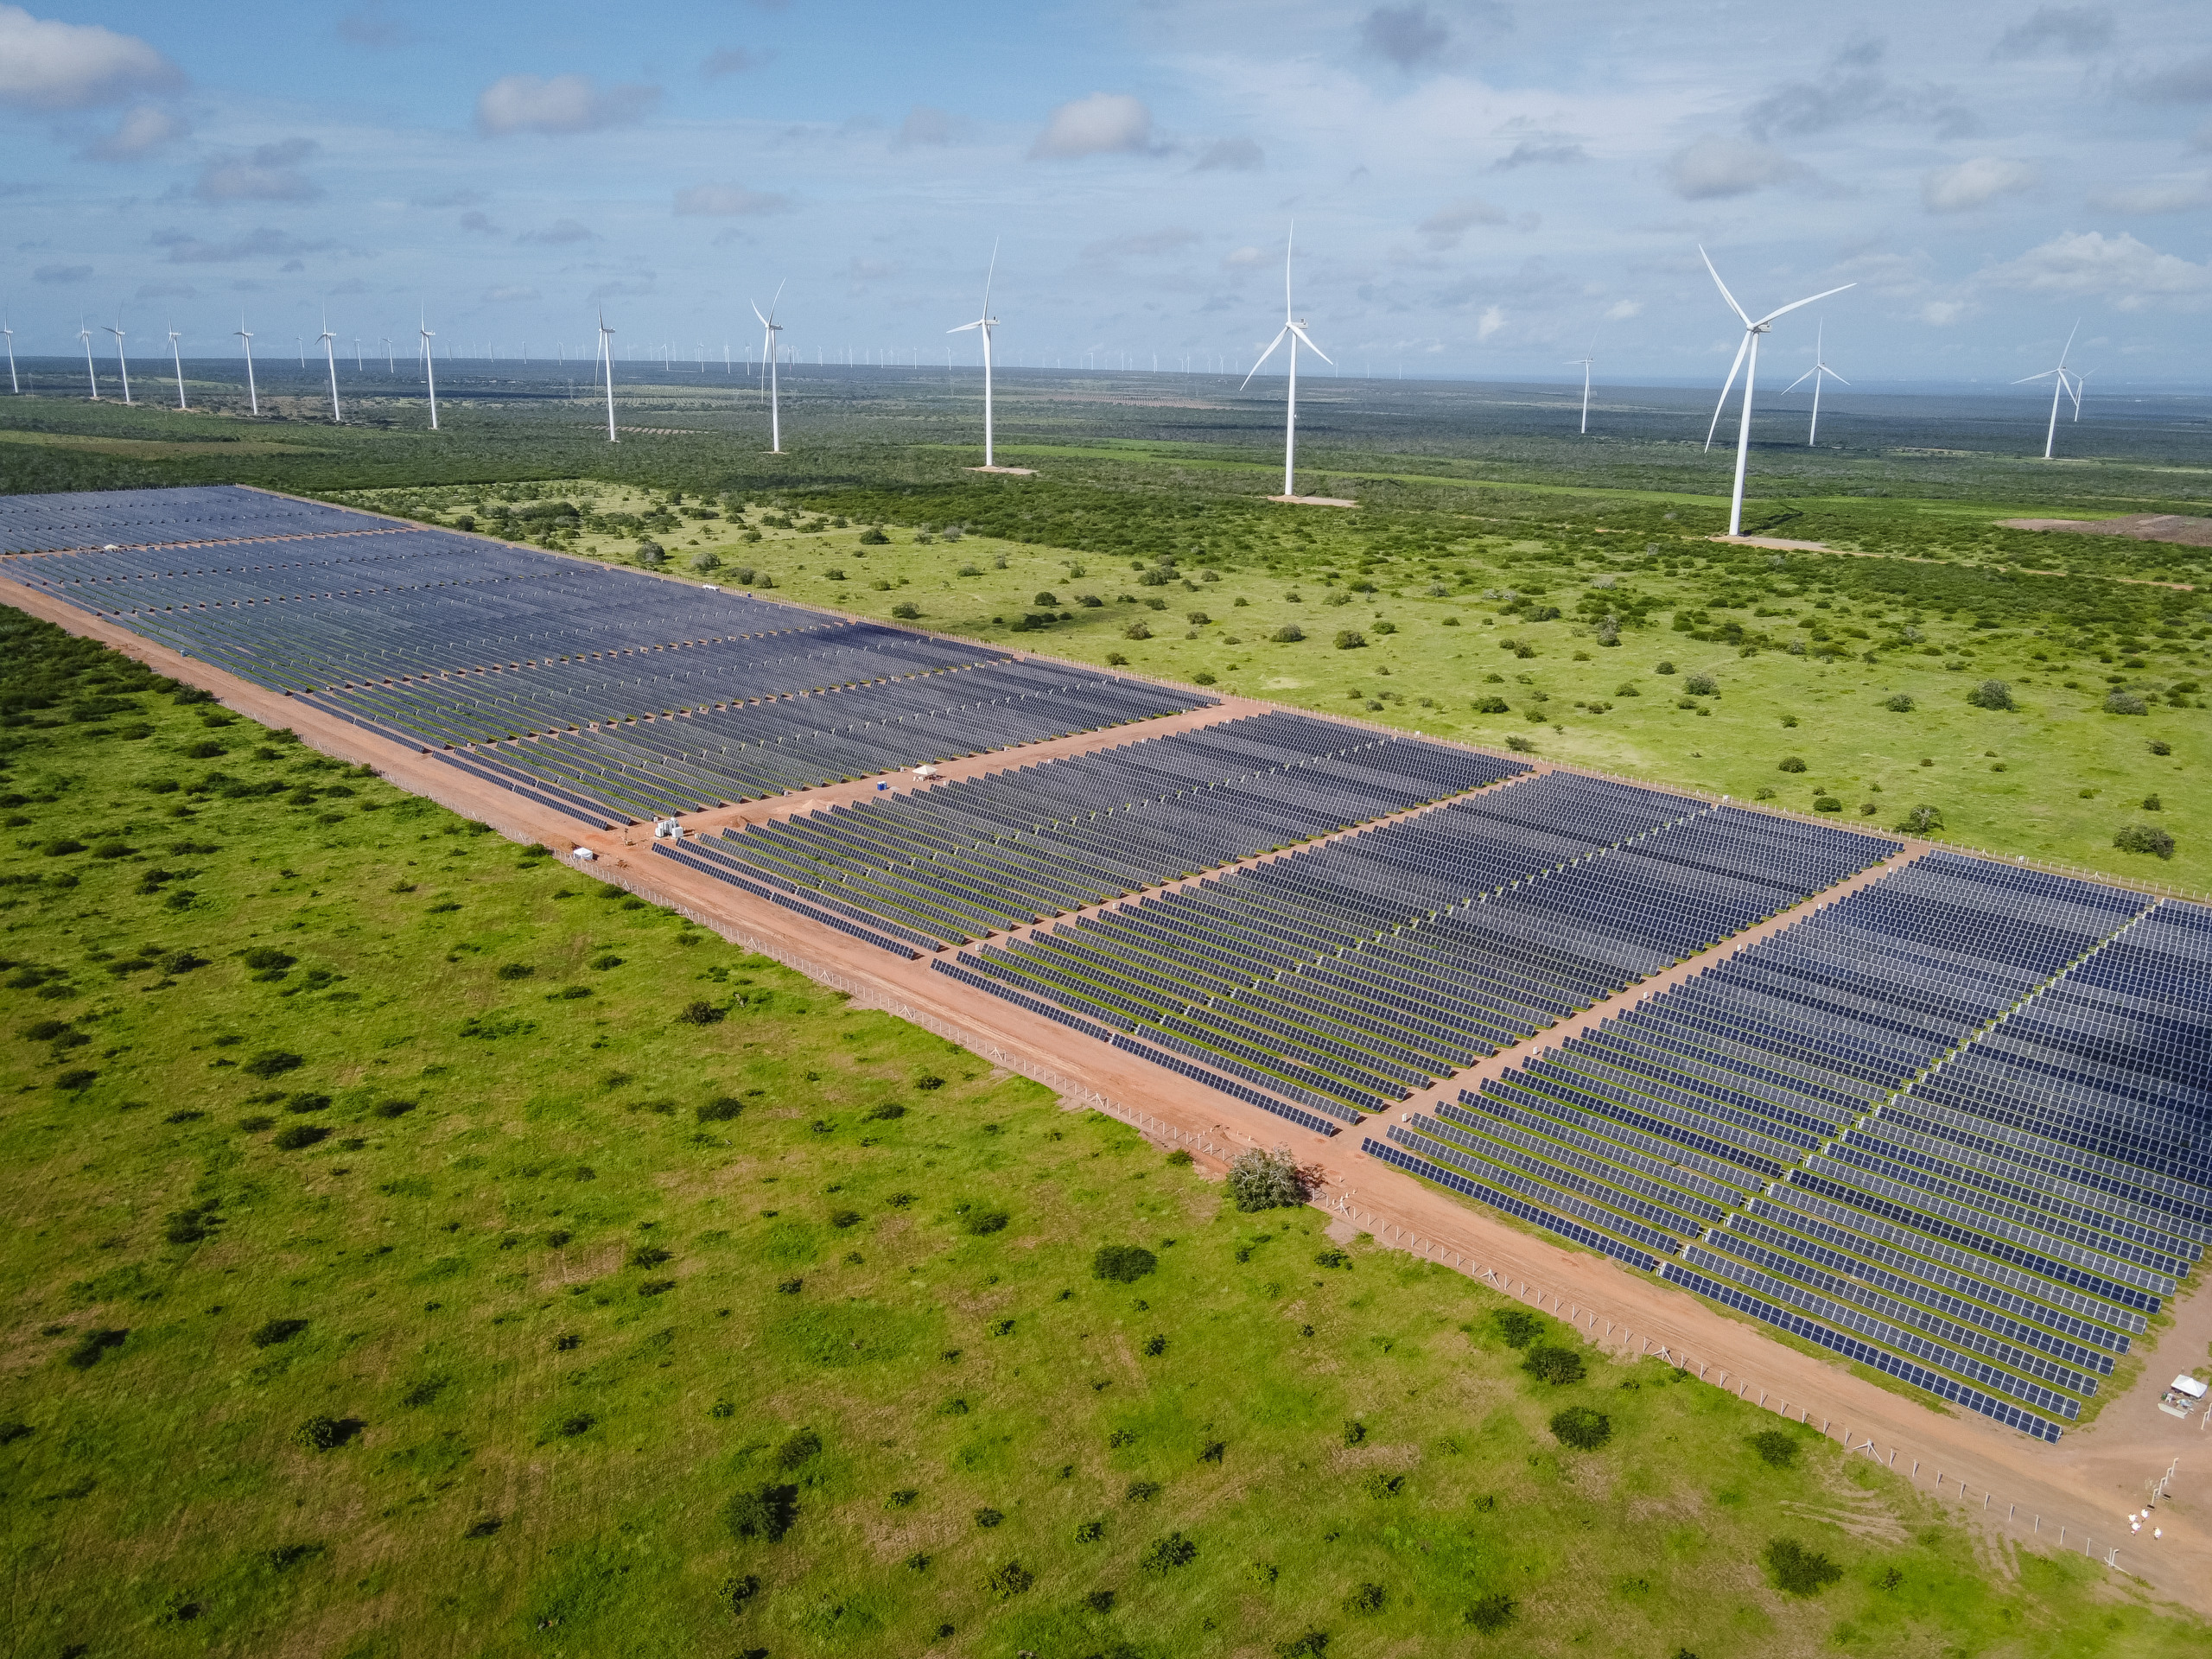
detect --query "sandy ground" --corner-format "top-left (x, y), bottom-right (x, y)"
top-left (2000, 513), bottom-right (2212, 550)
top-left (6, 540), bottom-right (2206, 1618)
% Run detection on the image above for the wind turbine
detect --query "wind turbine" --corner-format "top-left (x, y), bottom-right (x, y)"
top-left (77, 320), bottom-right (99, 398)
top-left (1781, 322), bottom-right (1850, 447)
top-left (1240, 226), bottom-right (1332, 500)
top-left (2012, 322), bottom-right (2080, 461)
top-left (1699, 246), bottom-right (1853, 537)
top-left (236, 314), bottom-right (259, 415)
top-left (317, 309), bottom-right (343, 423)
top-left (168, 320), bottom-right (188, 410)
top-left (420, 307), bottom-right (439, 431)
top-left (2071, 368), bottom-right (2092, 422)
top-left (596, 307), bottom-right (618, 442)
top-left (753, 283), bottom-right (785, 454)
top-left (105, 313), bottom-right (131, 404)
top-left (1568, 339), bottom-right (1595, 435)
top-left (948, 241), bottom-right (1001, 467)
top-left (3, 303), bottom-right (17, 395)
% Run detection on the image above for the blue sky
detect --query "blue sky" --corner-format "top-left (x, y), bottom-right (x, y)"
top-left (3, 0), bottom-right (2209, 386)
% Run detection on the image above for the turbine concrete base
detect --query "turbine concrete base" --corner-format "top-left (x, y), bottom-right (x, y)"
top-left (1268, 493), bottom-right (1357, 507)
top-left (966, 464), bottom-right (1036, 475)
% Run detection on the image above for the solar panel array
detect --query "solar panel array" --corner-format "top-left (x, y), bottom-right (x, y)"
top-left (1375, 853), bottom-right (2210, 1442)
top-left (0, 484), bottom-right (397, 553)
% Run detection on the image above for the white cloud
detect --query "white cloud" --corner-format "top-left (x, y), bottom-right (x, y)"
top-left (0, 4), bottom-right (181, 111)
top-left (1222, 245), bottom-right (1267, 269)
top-left (1030, 92), bottom-right (1157, 161)
top-left (194, 139), bottom-right (321, 203)
top-left (1663, 135), bottom-right (1802, 200)
top-left (898, 105), bottom-right (959, 146)
top-left (1418, 197), bottom-right (1505, 251)
top-left (674, 183), bottom-right (792, 216)
top-left (486, 284), bottom-right (539, 302)
top-left (1192, 137), bottom-right (1263, 172)
top-left (1491, 140), bottom-right (1586, 170)
top-left (1604, 299), bottom-right (1643, 321)
top-left (2089, 175), bottom-right (2212, 214)
top-left (1980, 230), bottom-right (2212, 309)
top-left (81, 104), bottom-right (188, 162)
top-left (476, 73), bottom-right (659, 137)
top-left (1476, 304), bottom-right (1505, 341)
top-left (1922, 156), bottom-right (2038, 213)
top-left (1919, 299), bottom-right (1972, 326)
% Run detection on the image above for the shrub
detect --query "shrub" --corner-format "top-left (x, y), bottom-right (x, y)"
top-left (1344, 1581), bottom-right (1386, 1613)
top-left (495, 963), bottom-right (534, 981)
top-left (1885, 693), bottom-right (1915, 712)
top-left (1897, 804), bottom-right (1944, 834)
top-left (1751, 1429), bottom-right (1799, 1468)
top-left (1227, 1146), bottom-right (1312, 1212)
top-left (830, 1208), bottom-right (861, 1230)
top-left (1141, 1531), bottom-right (1198, 1575)
top-left (629, 1244), bottom-right (672, 1268)
top-left (1106, 652), bottom-right (1128, 666)
top-left (1812, 795), bottom-right (1842, 813)
top-left (2149, 738), bottom-right (2172, 755)
top-left (1777, 756), bottom-right (1806, 773)
top-left (1086, 1588), bottom-right (1116, 1612)
top-left (1275, 1631), bottom-right (1331, 1657)
top-left (1313, 1248), bottom-right (1351, 1269)
top-left (1333, 629), bottom-right (1367, 650)
top-left (1141, 1334), bottom-right (1166, 1356)
top-left (1491, 1307), bottom-right (1543, 1348)
top-left (294, 1414), bottom-right (352, 1451)
top-left (241, 947), bottom-right (295, 972)
top-left (2104, 690), bottom-right (2148, 715)
top-left (721, 1573), bottom-right (760, 1612)
top-left (964, 1208), bottom-right (1010, 1236)
top-left (1684, 672), bottom-right (1717, 696)
top-left (1655, 660), bottom-right (1676, 675)
top-left (862, 1101), bottom-right (906, 1121)
top-left (373, 1099), bottom-right (416, 1119)
top-left (54, 1068), bottom-right (97, 1093)
top-left (1471, 695), bottom-right (1510, 714)
top-left (1192, 670), bottom-right (1217, 686)
top-left (725, 1483), bottom-right (799, 1541)
top-left (273, 1124), bottom-right (330, 1151)
top-left (1271, 623), bottom-right (1305, 643)
top-left (1522, 1344), bottom-right (1586, 1385)
top-left (2144, 793), bottom-right (2164, 811)
top-left (773, 1427), bottom-right (823, 1470)
top-left (1361, 1471), bottom-right (1404, 1498)
top-left (65, 1328), bottom-right (126, 1370)
top-left (1504, 734), bottom-right (1535, 753)
top-left (697, 1096), bottom-right (743, 1123)
top-left (1465, 1592), bottom-right (1516, 1632)
top-left (1764, 1537), bottom-right (1843, 1595)
top-left (1092, 1244), bottom-right (1158, 1283)
top-left (1343, 1420), bottom-right (1366, 1446)
top-left (1165, 1147), bottom-right (1192, 1166)
top-left (251, 1319), bottom-right (308, 1348)
top-left (986, 1560), bottom-right (1034, 1599)
top-left (677, 1000), bottom-right (726, 1026)
top-left (2115, 823), bottom-right (2176, 859)
top-left (890, 601), bottom-right (920, 620)
top-left (1122, 621), bottom-right (1152, 640)
top-left (1548, 1407), bottom-right (1611, 1449)
top-left (243, 1050), bottom-right (304, 1079)
top-left (1075, 1519), bottom-right (1103, 1542)
top-left (1966, 679), bottom-right (2015, 710)
top-left (635, 543), bottom-right (666, 567)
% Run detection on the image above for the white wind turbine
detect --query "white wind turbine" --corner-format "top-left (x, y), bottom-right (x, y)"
top-left (77, 320), bottom-right (99, 398)
top-left (105, 313), bottom-right (132, 404)
top-left (753, 282), bottom-right (785, 454)
top-left (420, 307), bottom-right (439, 431)
top-left (596, 307), bottom-right (618, 443)
top-left (1240, 226), bottom-right (1332, 500)
top-left (2012, 322), bottom-right (2081, 461)
top-left (235, 314), bottom-right (259, 415)
top-left (1782, 321), bottom-right (1848, 446)
top-left (317, 309), bottom-right (343, 423)
top-left (168, 319), bottom-right (188, 410)
top-left (948, 242), bottom-right (1002, 467)
top-left (1700, 246), bottom-right (1853, 537)
top-left (3, 302), bottom-right (17, 395)
top-left (1568, 338), bottom-right (1595, 435)
top-left (2071, 367), bottom-right (2092, 421)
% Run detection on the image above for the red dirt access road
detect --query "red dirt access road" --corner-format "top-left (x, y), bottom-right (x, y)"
top-left (5, 573), bottom-right (2205, 1618)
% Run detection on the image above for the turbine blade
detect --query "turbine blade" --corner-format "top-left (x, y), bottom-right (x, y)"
top-left (1287, 321), bottom-right (1332, 365)
top-left (982, 239), bottom-right (998, 315)
top-left (1827, 368), bottom-right (1850, 385)
top-left (767, 278), bottom-right (784, 325)
top-left (948, 321), bottom-right (982, 334)
top-left (752, 302), bottom-right (769, 327)
top-left (2058, 319), bottom-right (2078, 368)
top-left (1699, 245), bottom-right (1751, 327)
top-left (1783, 366), bottom-right (1818, 393)
top-left (1752, 283), bottom-right (1856, 328)
top-left (1239, 327), bottom-right (1289, 390)
top-left (1706, 333), bottom-right (1751, 449)
top-left (2011, 370), bottom-right (2057, 385)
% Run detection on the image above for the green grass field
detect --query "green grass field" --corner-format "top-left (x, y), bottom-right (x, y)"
top-left (4, 604), bottom-right (2205, 1658)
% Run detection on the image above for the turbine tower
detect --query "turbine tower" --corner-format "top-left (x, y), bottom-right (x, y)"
top-left (1782, 322), bottom-right (1848, 446)
top-left (3, 303), bottom-right (17, 395)
top-left (317, 310), bottom-right (343, 423)
top-left (752, 283), bottom-right (785, 454)
top-left (168, 320), bottom-right (188, 410)
top-left (1699, 246), bottom-right (1853, 537)
top-left (947, 242), bottom-right (1001, 467)
top-left (236, 315), bottom-right (259, 415)
top-left (596, 308), bottom-right (618, 443)
top-left (105, 313), bottom-right (131, 404)
top-left (1569, 340), bottom-right (1595, 435)
top-left (77, 320), bottom-right (99, 399)
top-left (420, 307), bottom-right (439, 431)
top-left (2013, 323), bottom-right (2080, 461)
top-left (1240, 226), bottom-right (1333, 500)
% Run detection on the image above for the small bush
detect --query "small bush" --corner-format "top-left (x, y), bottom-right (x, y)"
top-left (1313, 1248), bottom-right (1351, 1269)
top-left (964, 1208), bottom-right (1010, 1236)
top-left (273, 1124), bottom-right (330, 1151)
top-left (1122, 620), bottom-right (1152, 640)
top-left (1344, 1581), bottom-right (1386, 1614)
top-left (1896, 804), bottom-right (1944, 834)
top-left (986, 1560), bottom-right (1034, 1599)
top-left (1684, 672), bottom-right (1717, 696)
top-left (677, 1000), bottom-right (726, 1026)
top-left (1141, 1531), bottom-right (1198, 1575)
top-left (629, 1244), bottom-right (672, 1269)
top-left (251, 1319), bottom-right (308, 1348)
top-left (1548, 1407), bottom-right (1611, 1450)
top-left (1361, 1471), bottom-right (1404, 1499)
top-left (373, 1099), bottom-right (416, 1119)
top-left (1522, 1344), bottom-right (1586, 1385)
top-left (2104, 690), bottom-right (2148, 715)
top-left (1271, 623), bottom-right (1305, 643)
top-left (1141, 1334), bottom-right (1166, 1357)
top-left (774, 1427), bottom-right (823, 1471)
top-left (2115, 823), bottom-right (2176, 859)
top-left (1165, 1147), bottom-right (1192, 1166)
top-left (294, 1414), bottom-right (356, 1451)
top-left (974, 1506), bottom-right (1004, 1529)
top-left (1093, 1244), bottom-right (1158, 1282)
top-left (1275, 1631), bottom-right (1331, 1657)
top-left (54, 1068), bottom-right (97, 1093)
top-left (1471, 695), bottom-right (1510, 714)
top-left (1764, 1537), bottom-right (1843, 1595)
top-left (241, 947), bottom-right (296, 972)
top-left (1884, 693), bottom-right (1915, 712)
top-left (1465, 1592), bottom-right (1516, 1632)
top-left (1966, 679), bottom-right (2016, 710)
top-left (1504, 734), bottom-right (1535, 753)
top-left (1227, 1146), bottom-right (1312, 1212)
top-left (1333, 629), bottom-right (1367, 650)
top-left (495, 963), bottom-right (534, 982)
top-left (1086, 1588), bottom-right (1116, 1612)
top-left (890, 601), bottom-right (920, 620)
top-left (1491, 1307), bottom-right (1543, 1348)
top-left (1192, 670), bottom-right (1217, 686)
top-left (1777, 755), bottom-right (1806, 773)
top-left (697, 1096), bottom-right (743, 1122)
top-left (243, 1051), bottom-right (304, 1079)
top-left (65, 1328), bottom-right (127, 1370)
top-left (724, 1483), bottom-right (799, 1541)
top-left (1751, 1429), bottom-right (1799, 1468)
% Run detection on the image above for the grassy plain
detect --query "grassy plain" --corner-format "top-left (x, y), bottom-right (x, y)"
top-left (2, 608), bottom-right (2204, 1659)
